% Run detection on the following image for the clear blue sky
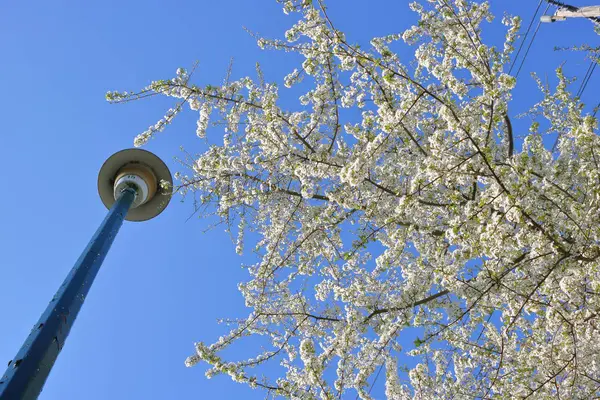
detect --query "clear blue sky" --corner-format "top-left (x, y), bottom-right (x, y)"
top-left (0, 1), bottom-right (597, 399)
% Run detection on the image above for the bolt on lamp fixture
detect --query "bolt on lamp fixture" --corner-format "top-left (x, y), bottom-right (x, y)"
top-left (0, 149), bottom-right (172, 400)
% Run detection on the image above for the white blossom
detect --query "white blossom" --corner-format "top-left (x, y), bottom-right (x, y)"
top-left (109, 1), bottom-right (600, 398)
top-left (196, 102), bottom-right (212, 138)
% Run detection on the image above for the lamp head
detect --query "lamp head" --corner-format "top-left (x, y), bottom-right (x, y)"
top-left (98, 148), bottom-right (173, 221)
top-left (541, 15), bottom-right (566, 22)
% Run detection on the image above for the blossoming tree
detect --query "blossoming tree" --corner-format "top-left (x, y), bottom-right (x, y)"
top-left (107, 0), bottom-right (600, 397)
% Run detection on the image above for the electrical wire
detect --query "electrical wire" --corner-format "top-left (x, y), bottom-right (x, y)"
top-left (553, 61), bottom-right (597, 151)
top-left (515, 4), bottom-right (552, 78)
top-left (509, 0), bottom-right (544, 75)
top-left (577, 62), bottom-right (595, 97)
top-left (578, 62), bottom-right (597, 98)
top-left (367, 363), bottom-right (385, 396)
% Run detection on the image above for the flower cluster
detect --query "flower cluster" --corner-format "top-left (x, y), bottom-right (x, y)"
top-left (110, 0), bottom-right (600, 398)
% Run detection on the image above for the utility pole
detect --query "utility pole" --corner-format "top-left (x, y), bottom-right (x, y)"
top-left (0, 148), bottom-right (173, 400)
top-left (541, 1), bottom-right (600, 23)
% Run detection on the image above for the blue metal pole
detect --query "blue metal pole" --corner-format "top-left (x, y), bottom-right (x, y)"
top-left (0, 187), bottom-right (137, 400)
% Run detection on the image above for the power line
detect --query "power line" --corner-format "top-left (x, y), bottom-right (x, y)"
top-left (509, 0), bottom-right (544, 75)
top-left (515, 4), bottom-right (553, 78)
top-left (368, 363), bottom-right (385, 396)
top-left (577, 61), bottom-right (597, 98)
top-left (577, 62), bottom-right (594, 97)
top-left (552, 59), bottom-right (597, 151)
top-left (575, 61), bottom-right (594, 97)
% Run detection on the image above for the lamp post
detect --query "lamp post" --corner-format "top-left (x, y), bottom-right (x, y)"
top-left (0, 149), bottom-right (172, 400)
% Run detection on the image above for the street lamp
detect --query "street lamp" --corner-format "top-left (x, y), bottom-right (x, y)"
top-left (0, 149), bottom-right (172, 400)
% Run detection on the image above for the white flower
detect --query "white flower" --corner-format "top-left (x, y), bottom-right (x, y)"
top-left (196, 103), bottom-right (212, 138)
top-left (114, 1), bottom-right (600, 397)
